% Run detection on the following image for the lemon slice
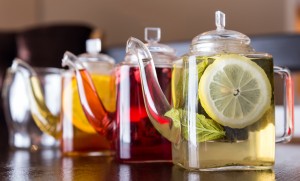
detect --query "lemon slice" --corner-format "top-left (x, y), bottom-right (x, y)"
top-left (92, 75), bottom-right (116, 113)
top-left (198, 54), bottom-right (271, 128)
top-left (64, 74), bottom-right (116, 134)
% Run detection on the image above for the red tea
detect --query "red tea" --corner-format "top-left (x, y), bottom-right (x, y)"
top-left (115, 66), bottom-right (172, 162)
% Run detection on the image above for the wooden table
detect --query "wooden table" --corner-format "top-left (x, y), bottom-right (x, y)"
top-left (0, 142), bottom-right (299, 180)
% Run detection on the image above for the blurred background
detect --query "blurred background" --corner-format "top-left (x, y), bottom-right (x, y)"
top-left (0, 0), bottom-right (299, 148)
top-left (0, 0), bottom-right (297, 48)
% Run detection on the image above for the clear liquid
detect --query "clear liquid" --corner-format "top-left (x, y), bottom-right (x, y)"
top-left (171, 55), bottom-right (275, 170)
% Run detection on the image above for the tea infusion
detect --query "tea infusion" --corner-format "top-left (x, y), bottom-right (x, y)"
top-left (168, 54), bottom-right (275, 169)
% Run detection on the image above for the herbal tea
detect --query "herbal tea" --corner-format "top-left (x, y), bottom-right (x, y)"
top-left (168, 54), bottom-right (275, 169)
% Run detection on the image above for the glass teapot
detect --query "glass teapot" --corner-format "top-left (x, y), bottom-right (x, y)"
top-left (126, 11), bottom-right (294, 170)
top-left (61, 38), bottom-right (116, 156)
top-left (2, 59), bottom-right (62, 149)
top-left (62, 27), bottom-right (178, 162)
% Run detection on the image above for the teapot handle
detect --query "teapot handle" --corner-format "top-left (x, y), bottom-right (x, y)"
top-left (274, 66), bottom-right (294, 143)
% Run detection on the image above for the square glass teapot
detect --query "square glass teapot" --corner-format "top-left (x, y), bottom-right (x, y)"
top-left (125, 11), bottom-right (294, 171)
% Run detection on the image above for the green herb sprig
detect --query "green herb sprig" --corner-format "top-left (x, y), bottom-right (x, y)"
top-left (165, 108), bottom-right (225, 142)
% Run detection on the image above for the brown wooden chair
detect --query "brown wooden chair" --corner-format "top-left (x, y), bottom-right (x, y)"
top-left (16, 23), bottom-right (102, 68)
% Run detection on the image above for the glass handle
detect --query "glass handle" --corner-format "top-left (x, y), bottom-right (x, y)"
top-left (274, 66), bottom-right (294, 143)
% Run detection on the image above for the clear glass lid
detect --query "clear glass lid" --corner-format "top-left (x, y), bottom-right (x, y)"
top-left (78, 38), bottom-right (115, 64)
top-left (124, 27), bottom-right (177, 65)
top-left (145, 27), bottom-right (176, 55)
top-left (190, 11), bottom-right (253, 54)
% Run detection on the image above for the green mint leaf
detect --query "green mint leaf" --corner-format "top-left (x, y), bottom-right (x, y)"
top-left (165, 109), bottom-right (225, 142)
top-left (195, 113), bottom-right (225, 142)
top-left (164, 108), bottom-right (181, 129)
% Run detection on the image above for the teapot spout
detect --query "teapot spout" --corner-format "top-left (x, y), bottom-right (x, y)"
top-left (10, 59), bottom-right (61, 139)
top-left (126, 37), bottom-right (181, 143)
top-left (62, 51), bottom-right (114, 137)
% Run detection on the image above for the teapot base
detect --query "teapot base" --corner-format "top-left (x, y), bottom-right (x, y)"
top-left (174, 162), bottom-right (273, 171)
top-left (197, 165), bottom-right (273, 171)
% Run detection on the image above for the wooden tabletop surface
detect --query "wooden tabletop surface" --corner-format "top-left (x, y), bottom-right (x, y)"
top-left (0, 142), bottom-right (299, 181)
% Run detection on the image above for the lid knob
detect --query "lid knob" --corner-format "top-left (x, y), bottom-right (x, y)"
top-left (145, 27), bottom-right (161, 43)
top-left (86, 38), bottom-right (101, 54)
top-left (215, 11), bottom-right (226, 31)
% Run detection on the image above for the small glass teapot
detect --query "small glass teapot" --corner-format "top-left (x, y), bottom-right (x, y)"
top-left (2, 60), bottom-right (62, 150)
top-left (126, 11), bottom-right (294, 170)
top-left (62, 27), bottom-right (178, 162)
top-left (61, 38), bottom-right (116, 156)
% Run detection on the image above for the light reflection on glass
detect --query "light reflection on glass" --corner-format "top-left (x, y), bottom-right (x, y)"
top-left (44, 75), bottom-right (61, 115)
top-left (40, 134), bottom-right (56, 147)
top-left (14, 133), bottom-right (30, 148)
top-left (119, 66), bottom-right (131, 159)
top-left (9, 72), bottom-right (30, 122)
top-left (61, 74), bottom-right (74, 153)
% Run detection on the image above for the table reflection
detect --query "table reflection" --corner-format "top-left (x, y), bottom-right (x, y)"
top-left (171, 165), bottom-right (275, 181)
top-left (112, 162), bottom-right (173, 180)
top-left (9, 150), bottom-right (30, 180)
top-left (118, 164), bottom-right (131, 181)
top-left (7, 149), bottom-right (60, 180)
top-left (0, 148), bottom-right (284, 181)
top-left (61, 156), bottom-right (112, 181)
